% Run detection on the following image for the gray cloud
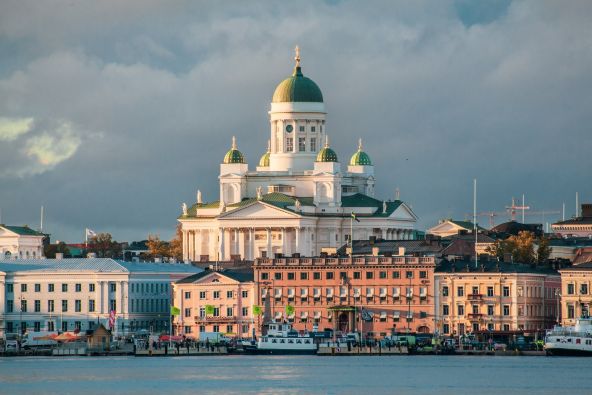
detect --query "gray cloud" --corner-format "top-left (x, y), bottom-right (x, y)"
top-left (0, 0), bottom-right (590, 242)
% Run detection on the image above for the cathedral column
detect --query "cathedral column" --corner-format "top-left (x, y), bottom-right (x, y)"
top-left (195, 230), bottom-right (202, 261)
top-left (218, 228), bottom-right (225, 261)
top-left (182, 230), bottom-right (188, 261)
top-left (266, 228), bottom-right (272, 258)
top-left (224, 228), bottom-right (232, 260)
top-left (249, 228), bottom-right (255, 260)
top-left (281, 228), bottom-right (287, 256)
top-left (122, 281), bottom-right (129, 315)
top-left (295, 227), bottom-right (301, 256)
top-left (238, 228), bottom-right (245, 260)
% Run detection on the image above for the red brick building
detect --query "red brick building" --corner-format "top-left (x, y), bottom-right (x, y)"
top-left (253, 255), bottom-right (436, 339)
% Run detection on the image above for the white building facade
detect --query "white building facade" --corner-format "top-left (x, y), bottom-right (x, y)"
top-left (179, 49), bottom-right (418, 262)
top-left (0, 225), bottom-right (45, 260)
top-left (0, 259), bottom-right (201, 336)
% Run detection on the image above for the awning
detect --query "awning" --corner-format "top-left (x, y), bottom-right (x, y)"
top-left (274, 288), bottom-right (282, 297)
top-left (261, 289), bottom-right (268, 297)
top-left (300, 288), bottom-right (308, 297)
top-left (326, 288), bottom-right (334, 297)
top-left (314, 311), bottom-right (321, 319)
top-left (301, 311), bottom-right (308, 319)
top-left (393, 311), bottom-right (400, 318)
top-left (328, 305), bottom-right (356, 312)
top-left (313, 288), bottom-right (321, 297)
top-left (407, 311), bottom-right (413, 318)
top-left (420, 287), bottom-right (427, 297)
top-left (366, 287), bottom-right (374, 297)
top-left (380, 312), bottom-right (387, 319)
top-left (340, 287), bottom-right (347, 297)
top-left (287, 288), bottom-right (295, 297)
top-left (353, 288), bottom-right (361, 297)
top-left (379, 287), bottom-right (387, 297)
top-left (406, 288), bottom-right (413, 297)
top-left (393, 287), bottom-right (400, 297)
top-left (275, 311), bottom-right (283, 319)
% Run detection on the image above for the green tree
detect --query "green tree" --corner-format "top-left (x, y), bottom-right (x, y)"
top-left (486, 231), bottom-right (550, 265)
top-left (44, 242), bottom-right (70, 258)
top-left (87, 233), bottom-right (122, 258)
top-left (168, 224), bottom-right (184, 262)
top-left (536, 236), bottom-right (552, 264)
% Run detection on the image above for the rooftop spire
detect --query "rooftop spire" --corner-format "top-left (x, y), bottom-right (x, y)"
top-left (267, 139), bottom-right (271, 152)
top-left (325, 134), bottom-right (330, 148)
top-left (295, 45), bottom-right (301, 67)
top-left (358, 138), bottom-right (363, 151)
top-left (231, 136), bottom-right (237, 150)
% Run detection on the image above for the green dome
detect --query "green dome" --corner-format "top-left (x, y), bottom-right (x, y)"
top-left (272, 66), bottom-right (323, 103)
top-left (316, 146), bottom-right (338, 162)
top-left (223, 136), bottom-right (246, 164)
top-left (349, 139), bottom-right (372, 165)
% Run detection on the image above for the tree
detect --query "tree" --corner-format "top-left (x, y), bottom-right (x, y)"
top-left (536, 236), bottom-right (552, 264)
top-left (147, 234), bottom-right (169, 259)
top-left (486, 231), bottom-right (547, 265)
top-left (169, 224), bottom-right (183, 262)
top-left (87, 233), bottom-right (122, 258)
top-left (44, 242), bottom-right (70, 258)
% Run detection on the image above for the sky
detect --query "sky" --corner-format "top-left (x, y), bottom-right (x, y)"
top-left (0, 0), bottom-right (591, 243)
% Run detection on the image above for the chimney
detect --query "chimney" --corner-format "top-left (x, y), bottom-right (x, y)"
top-left (372, 247), bottom-right (380, 256)
top-left (55, 253), bottom-right (63, 260)
top-left (87, 252), bottom-right (97, 258)
top-left (582, 204), bottom-right (592, 218)
top-left (398, 247), bottom-right (406, 256)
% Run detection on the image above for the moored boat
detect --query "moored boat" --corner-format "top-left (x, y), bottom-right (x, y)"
top-left (544, 317), bottom-right (592, 356)
top-left (242, 322), bottom-right (317, 355)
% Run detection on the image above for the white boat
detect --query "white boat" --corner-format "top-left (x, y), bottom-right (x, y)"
top-left (544, 317), bottom-right (592, 356)
top-left (242, 322), bottom-right (318, 355)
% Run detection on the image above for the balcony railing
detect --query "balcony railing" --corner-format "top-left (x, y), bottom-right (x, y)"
top-left (468, 313), bottom-right (483, 320)
top-left (467, 294), bottom-right (483, 301)
top-left (194, 316), bottom-right (237, 323)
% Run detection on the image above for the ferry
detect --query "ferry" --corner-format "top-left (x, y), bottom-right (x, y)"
top-left (242, 322), bottom-right (317, 355)
top-left (544, 316), bottom-right (592, 356)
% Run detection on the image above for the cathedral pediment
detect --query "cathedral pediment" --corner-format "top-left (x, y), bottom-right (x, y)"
top-left (219, 201), bottom-right (300, 220)
top-left (391, 202), bottom-right (418, 221)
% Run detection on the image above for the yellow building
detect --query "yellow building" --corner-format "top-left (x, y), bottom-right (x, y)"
top-left (435, 261), bottom-right (560, 337)
top-left (559, 263), bottom-right (592, 325)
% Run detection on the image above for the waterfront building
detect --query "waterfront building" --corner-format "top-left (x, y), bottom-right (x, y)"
top-left (558, 263), bottom-right (592, 326)
top-left (552, 203), bottom-right (592, 238)
top-left (490, 221), bottom-right (543, 238)
top-left (171, 269), bottom-right (255, 338)
top-left (0, 225), bottom-right (46, 259)
top-left (253, 255), bottom-right (436, 338)
top-left (547, 237), bottom-right (592, 262)
top-left (178, 48), bottom-right (418, 262)
top-left (427, 220), bottom-right (484, 238)
top-left (0, 258), bottom-right (201, 337)
top-left (434, 261), bottom-right (560, 336)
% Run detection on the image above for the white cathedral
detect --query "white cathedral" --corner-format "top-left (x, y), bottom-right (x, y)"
top-left (179, 48), bottom-right (418, 262)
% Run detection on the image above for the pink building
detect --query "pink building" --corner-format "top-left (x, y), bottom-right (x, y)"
top-left (172, 270), bottom-right (255, 338)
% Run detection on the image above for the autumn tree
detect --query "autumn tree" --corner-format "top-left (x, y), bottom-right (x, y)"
top-left (147, 234), bottom-right (169, 259)
top-left (87, 233), bottom-right (122, 258)
top-left (168, 223), bottom-right (183, 262)
top-left (486, 231), bottom-right (551, 265)
top-left (44, 242), bottom-right (70, 258)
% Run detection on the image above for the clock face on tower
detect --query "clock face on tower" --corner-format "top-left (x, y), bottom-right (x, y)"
top-left (286, 124), bottom-right (293, 133)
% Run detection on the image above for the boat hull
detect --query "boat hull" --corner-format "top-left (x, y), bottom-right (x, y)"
top-left (243, 347), bottom-right (317, 355)
top-left (545, 347), bottom-right (592, 356)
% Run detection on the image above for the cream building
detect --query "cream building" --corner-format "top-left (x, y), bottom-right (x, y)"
top-left (427, 220), bottom-right (484, 238)
top-left (559, 263), bottom-right (592, 325)
top-left (172, 270), bottom-right (255, 338)
top-left (0, 225), bottom-right (45, 259)
top-left (0, 258), bottom-right (201, 336)
top-left (434, 261), bottom-right (560, 336)
top-left (179, 48), bottom-right (417, 262)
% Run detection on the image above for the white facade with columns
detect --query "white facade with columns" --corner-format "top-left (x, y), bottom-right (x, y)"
top-left (179, 49), bottom-right (418, 262)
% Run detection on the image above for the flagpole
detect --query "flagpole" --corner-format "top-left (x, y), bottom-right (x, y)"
top-left (169, 306), bottom-right (172, 349)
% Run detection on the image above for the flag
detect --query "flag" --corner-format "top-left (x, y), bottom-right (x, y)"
top-left (253, 305), bottom-right (263, 316)
top-left (205, 305), bottom-right (215, 315)
top-left (85, 228), bottom-right (97, 240)
top-left (109, 310), bottom-right (116, 329)
top-left (351, 212), bottom-right (360, 222)
top-left (285, 305), bottom-right (295, 316)
top-left (170, 305), bottom-right (181, 316)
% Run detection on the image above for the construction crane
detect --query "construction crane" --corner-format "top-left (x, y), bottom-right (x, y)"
top-left (506, 196), bottom-right (530, 222)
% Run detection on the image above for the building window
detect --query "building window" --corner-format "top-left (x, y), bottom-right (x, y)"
top-left (286, 138), bottom-right (293, 152)
top-left (6, 300), bottom-right (13, 313)
top-left (487, 305), bottom-right (494, 316)
top-left (299, 125), bottom-right (305, 132)
top-left (213, 291), bottom-right (220, 299)
top-left (48, 284), bottom-right (54, 292)
top-left (109, 283), bottom-right (116, 292)
top-left (21, 299), bottom-right (27, 312)
top-left (200, 325), bottom-right (206, 333)
top-left (406, 271), bottom-right (413, 279)
top-left (241, 290), bottom-right (248, 298)
top-left (89, 284), bottom-right (95, 292)
top-left (75, 284), bottom-right (82, 292)
top-left (48, 300), bottom-right (54, 312)
top-left (261, 273), bottom-right (269, 280)
top-left (310, 137), bottom-right (317, 152)
top-left (34, 284), bottom-right (40, 292)
top-left (379, 271), bottom-right (387, 279)
top-left (200, 291), bottom-right (206, 299)
top-left (300, 272), bottom-right (308, 280)
top-left (443, 305), bottom-right (449, 316)
top-left (567, 283), bottom-right (575, 295)
top-left (109, 300), bottom-right (116, 312)
top-left (62, 300), bottom-right (68, 312)
top-left (353, 272), bottom-right (361, 280)
top-left (581, 284), bottom-right (588, 295)
top-left (6, 284), bottom-right (14, 293)
top-left (242, 307), bottom-right (248, 316)
top-left (313, 272), bottom-right (321, 280)
top-left (21, 284), bottom-right (27, 292)
top-left (472, 286), bottom-right (479, 295)
top-left (366, 271), bottom-right (374, 280)
top-left (242, 324), bottom-right (249, 334)
top-left (311, 126), bottom-right (316, 132)
top-left (487, 287), bottom-right (494, 297)
top-left (457, 287), bottom-right (464, 297)
top-left (503, 286), bottom-right (510, 297)
top-left (472, 305), bottom-right (479, 314)
top-left (34, 322), bottom-right (41, 332)
top-left (503, 305), bottom-right (510, 316)
top-left (226, 325), bottom-right (233, 333)
top-left (185, 291), bottom-right (191, 299)
top-left (227, 307), bottom-right (233, 317)
top-left (298, 137), bottom-right (306, 152)
top-left (567, 304), bottom-right (575, 319)
top-left (34, 300), bottom-right (41, 312)
top-left (457, 305), bottom-right (464, 316)
top-left (287, 272), bottom-right (295, 280)
top-left (274, 273), bottom-right (282, 280)
top-left (185, 308), bottom-right (191, 318)
top-left (419, 271), bottom-right (427, 279)
top-left (62, 284), bottom-right (68, 292)
top-left (213, 308), bottom-right (220, 317)
top-left (503, 324), bottom-right (510, 331)
top-left (75, 300), bottom-right (82, 312)
top-left (443, 324), bottom-right (450, 334)
top-left (89, 300), bottom-right (95, 312)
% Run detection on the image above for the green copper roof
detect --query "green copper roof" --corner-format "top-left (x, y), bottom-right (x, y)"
top-left (272, 66), bottom-right (323, 103)
top-left (1, 225), bottom-right (45, 236)
top-left (349, 150), bottom-right (372, 166)
top-left (316, 146), bottom-right (338, 162)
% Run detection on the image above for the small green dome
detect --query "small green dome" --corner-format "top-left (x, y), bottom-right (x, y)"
top-left (223, 136), bottom-right (246, 164)
top-left (349, 139), bottom-right (372, 166)
top-left (316, 147), bottom-right (338, 162)
top-left (272, 66), bottom-right (323, 103)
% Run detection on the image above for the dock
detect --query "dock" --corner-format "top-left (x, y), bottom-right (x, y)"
top-left (317, 344), bottom-right (408, 356)
top-left (135, 345), bottom-right (228, 356)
